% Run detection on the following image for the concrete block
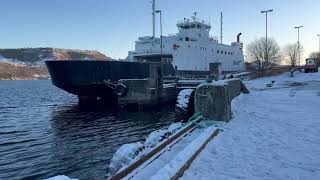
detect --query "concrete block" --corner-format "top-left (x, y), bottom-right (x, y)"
top-left (195, 79), bottom-right (249, 122)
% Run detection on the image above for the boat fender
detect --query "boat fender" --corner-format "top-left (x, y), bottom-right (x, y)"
top-left (115, 84), bottom-right (127, 97)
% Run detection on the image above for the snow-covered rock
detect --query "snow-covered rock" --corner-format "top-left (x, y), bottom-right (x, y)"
top-left (108, 142), bottom-right (144, 175)
top-left (176, 89), bottom-right (194, 109)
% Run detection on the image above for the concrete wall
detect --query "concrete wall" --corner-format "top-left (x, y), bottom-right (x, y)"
top-left (117, 78), bottom-right (157, 106)
top-left (195, 79), bottom-right (249, 122)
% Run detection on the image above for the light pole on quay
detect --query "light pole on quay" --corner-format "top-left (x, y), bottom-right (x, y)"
top-left (260, 9), bottom-right (273, 66)
top-left (294, 26), bottom-right (303, 66)
top-left (317, 34), bottom-right (320, 53)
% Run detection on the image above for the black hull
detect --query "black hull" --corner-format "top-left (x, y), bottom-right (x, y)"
top-left (45, 60), bottom-right (151, 101)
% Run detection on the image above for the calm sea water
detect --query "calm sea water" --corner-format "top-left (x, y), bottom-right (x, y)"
top-left (0, 80), bottom-right (176, 180)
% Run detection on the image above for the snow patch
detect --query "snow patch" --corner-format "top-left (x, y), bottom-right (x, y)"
top-left (44, 175), bottom-right (78, 180)
top-left (108, 142), bottom-right (144, 175)
top-left (176, 89), bottom-right (193, 109)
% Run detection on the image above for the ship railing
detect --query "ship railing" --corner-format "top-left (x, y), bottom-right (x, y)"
top-left (168, 33), bottom-right (178, 36)
top-left (209, 36), bottom-right (219, 42)
top-left (177, 19), bottom-right (211, 26)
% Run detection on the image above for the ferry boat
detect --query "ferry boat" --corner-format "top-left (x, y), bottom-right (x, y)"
top-left (45, 0), bottom-right (245, 104)
top-left (128, 0), bottom-right (245, 74)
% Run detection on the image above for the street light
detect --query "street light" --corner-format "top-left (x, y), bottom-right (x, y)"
top-left (294, 26), bottom-right (303, 66)
top-left (317, 34), bottom-right (320, 52)
top-left (261, 9), bottom-right (273, 65)
top-left (155, 10), bottom-right (163, 77)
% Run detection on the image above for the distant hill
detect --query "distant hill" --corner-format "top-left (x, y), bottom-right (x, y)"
top-left (0, 48), bottom-right (113, 80)
top-left (0, 48), bottom-right (112, 65)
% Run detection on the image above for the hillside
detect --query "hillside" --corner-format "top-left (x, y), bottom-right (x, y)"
top-left (0, 48), bottom-right (111, 65)
top-left (0, 48), bottom-right (113, 80)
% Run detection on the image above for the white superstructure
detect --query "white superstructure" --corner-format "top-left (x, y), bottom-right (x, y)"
top-left (127, 1), bottom-right (245, 72)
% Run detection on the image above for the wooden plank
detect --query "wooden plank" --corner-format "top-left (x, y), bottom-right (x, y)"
top-left (171, 128), bottom-right (220, 180)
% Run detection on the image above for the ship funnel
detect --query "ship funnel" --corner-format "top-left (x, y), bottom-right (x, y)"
top-left (237, 33), bottom-right (242, 42)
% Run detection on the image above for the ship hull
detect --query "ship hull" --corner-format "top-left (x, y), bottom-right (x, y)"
top-left (45, 60), bottom-right (151, 103)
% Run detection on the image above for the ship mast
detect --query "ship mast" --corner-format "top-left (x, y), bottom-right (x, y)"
top-left (220, 12), bottom-right (223, 44)
top-left (152, 0), bottom-right (156, 39)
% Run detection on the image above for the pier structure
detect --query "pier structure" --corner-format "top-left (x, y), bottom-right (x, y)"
top-left (109, 79), bottom-right (250, 180)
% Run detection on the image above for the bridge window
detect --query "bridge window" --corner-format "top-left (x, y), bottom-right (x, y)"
top-left (217, 50), bottom-right (219, 53)
top-left (221, 51), bottom-right (223, 54)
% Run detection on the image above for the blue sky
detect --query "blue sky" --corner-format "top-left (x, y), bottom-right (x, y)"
top-left (1, 0), bottom-right (319, 59)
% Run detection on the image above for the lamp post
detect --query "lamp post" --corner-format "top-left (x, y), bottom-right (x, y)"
top-left (294, 26), bottom-right (303, 66)
top-left (156, 10), bottom-right (163, 77)
top-left (317, 34), bottom-right (320, 53)
top-left (261, 9), bottom-right (273, 66)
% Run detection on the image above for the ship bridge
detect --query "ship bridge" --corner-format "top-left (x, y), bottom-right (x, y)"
top-left (176, 15), bottom-right (211, 41)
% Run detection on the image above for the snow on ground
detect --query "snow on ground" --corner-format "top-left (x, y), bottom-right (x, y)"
top-left (0, 55), bottom-right (10, 63)
top-left (150, 126), bottom-right (218, 180)
top-left (182, 72), bottom-right (320, 180)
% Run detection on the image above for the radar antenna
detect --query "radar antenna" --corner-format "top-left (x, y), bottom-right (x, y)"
top-left (192, 12), bottom-right (197, 20)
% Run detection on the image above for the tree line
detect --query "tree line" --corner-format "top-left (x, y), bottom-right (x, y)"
top-left (246, 37), bottom-right (319, 74)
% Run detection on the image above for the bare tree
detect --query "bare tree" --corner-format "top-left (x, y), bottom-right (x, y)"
top-left (247, 37), bottom-right (282, 73)
top-left (284, 43), bottom-right (303, 67)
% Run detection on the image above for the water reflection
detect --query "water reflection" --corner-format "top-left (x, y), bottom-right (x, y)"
top-left (48, 104), bottom-right (176, 179)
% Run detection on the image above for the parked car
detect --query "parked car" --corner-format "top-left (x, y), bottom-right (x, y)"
top-left (304, 58), bottom-right (319, 73)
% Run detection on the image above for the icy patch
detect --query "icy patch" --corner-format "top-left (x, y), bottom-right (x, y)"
top-left (44, 175), bottom-right (78, 180)
top-left (107, 122), bottom-right (183, 176)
